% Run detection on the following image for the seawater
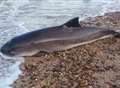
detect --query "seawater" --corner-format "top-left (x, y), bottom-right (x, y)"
top-left (0, 0), bottom-right (120, 88)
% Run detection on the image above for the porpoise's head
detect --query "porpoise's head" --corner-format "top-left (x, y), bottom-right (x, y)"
top-left (0, 36), bottom-right (39, 57)
top-left (0, 17), bottom-right (80, 57)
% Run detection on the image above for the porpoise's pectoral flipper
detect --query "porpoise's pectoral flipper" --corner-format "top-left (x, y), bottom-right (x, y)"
top-left (62, 17), bottom-right (80, 27)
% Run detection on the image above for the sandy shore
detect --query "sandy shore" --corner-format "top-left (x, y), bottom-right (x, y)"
top-left (13, 12), bottom-right (120, 88)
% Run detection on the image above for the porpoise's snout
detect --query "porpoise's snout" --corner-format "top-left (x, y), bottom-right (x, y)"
top-left (0, 41), bottom-right (15, 56)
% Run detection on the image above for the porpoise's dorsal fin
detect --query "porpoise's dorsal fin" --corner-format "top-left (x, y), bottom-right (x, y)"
top-left (63, 17), bottom-right (80, 27)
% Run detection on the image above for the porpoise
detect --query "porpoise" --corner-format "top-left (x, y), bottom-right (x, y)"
top-left (0, 17), bottom-right (120, 57)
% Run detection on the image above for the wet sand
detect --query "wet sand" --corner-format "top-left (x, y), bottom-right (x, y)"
top-left (13, 12), bottom-right (120, 88)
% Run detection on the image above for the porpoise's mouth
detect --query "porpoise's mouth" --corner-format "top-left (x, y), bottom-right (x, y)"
top-left (0, 45), bottom-right (17, 59)
top-left (0, 41), bottom-right (15, 57)
top-left (1, 48), bottom-right (13, 56)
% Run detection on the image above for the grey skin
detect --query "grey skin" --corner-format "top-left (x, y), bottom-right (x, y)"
top-left (0, 17), bottom-right (120, 57)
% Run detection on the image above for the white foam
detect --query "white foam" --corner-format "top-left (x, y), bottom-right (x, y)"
top-left (0, 56), bottom-right (24, 88)
top-left (0, 0), bottom-right (29, 88)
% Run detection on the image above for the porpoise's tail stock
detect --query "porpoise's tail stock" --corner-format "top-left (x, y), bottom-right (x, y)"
top-left (62, 17), bottom-right (120, 38)
top-left (104, 29), bottom-right (120, 38)
top-left (101, 29), bottom-right (120, 38)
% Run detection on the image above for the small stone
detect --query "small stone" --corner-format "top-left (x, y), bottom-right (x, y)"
top-left (80, 80), bottom-right (88, 87)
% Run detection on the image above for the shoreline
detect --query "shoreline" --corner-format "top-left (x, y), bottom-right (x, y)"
top-left (13, 11), bottom-right (120, 88)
